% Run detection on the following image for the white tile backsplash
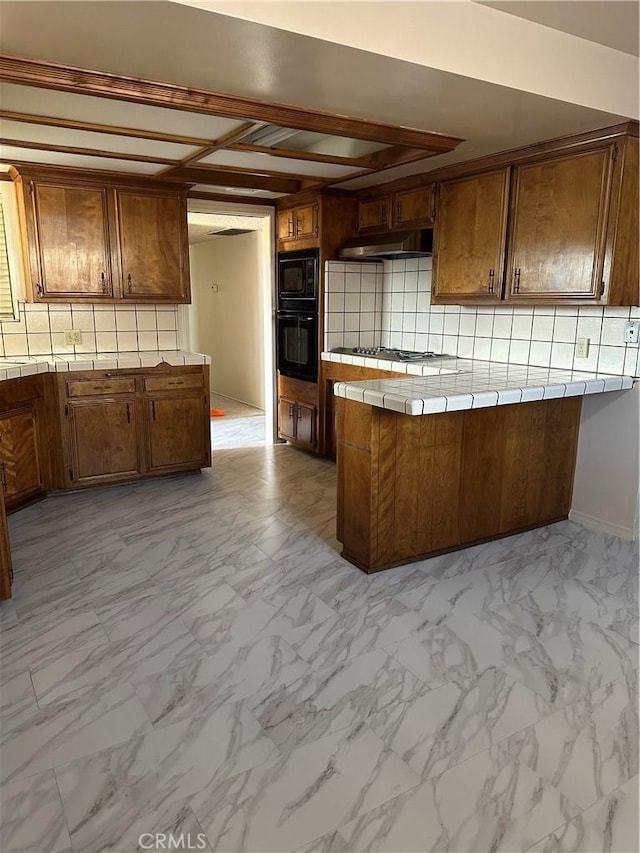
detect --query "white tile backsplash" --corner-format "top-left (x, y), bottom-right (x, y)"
top-left (324, 259), bottom-right (639, 376)
top-left (0, 303), bottom-right (179, 357)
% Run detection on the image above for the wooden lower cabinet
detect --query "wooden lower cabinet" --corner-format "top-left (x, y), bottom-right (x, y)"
top-left (68, 398), bottom-right (140, 484)
top-left (336, 395), bottom-right (581, 573)
top-left (146, 394), bottom-right (208, 472)
top-left (59, 366), bottom-right (211, 488)
top-left (277, 374), bottom-right (318, 451)
top-left (0, 405), bottom-right (44, 511)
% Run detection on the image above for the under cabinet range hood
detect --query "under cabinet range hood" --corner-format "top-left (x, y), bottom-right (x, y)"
top-left (338, 229), bottom-right (433, 260)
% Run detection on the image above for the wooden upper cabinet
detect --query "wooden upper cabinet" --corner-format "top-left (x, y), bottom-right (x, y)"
top-left (27, 183), bottom-right (114, 300)
top-left (392, 185), bottom-right (434, 229)
top-left (20, 175), bottom-right (190, 303)
top-left (116, 190), bottom-right (189, 302)
top-left (358, 196), bottom-right (391, 233)
top-left (277, 201), bottom-right (319, 246)
top-left (432, 169), bottom-right (510, 303)
top-left (506, 147), bottom-right (614, 302)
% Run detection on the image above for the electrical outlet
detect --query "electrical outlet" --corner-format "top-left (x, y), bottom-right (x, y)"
top-left (624, 321), bottom-right (639, 344)
top-left (64, 330), bottom-right (83, 345)
top-left (575, 337), bottom-right (590, 358)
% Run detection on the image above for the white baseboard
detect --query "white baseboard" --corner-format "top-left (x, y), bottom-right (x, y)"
top-left (568, 509), bottom-right (637, 541)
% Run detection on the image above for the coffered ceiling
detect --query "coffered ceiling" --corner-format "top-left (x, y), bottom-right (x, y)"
top-left (0, 0), bottom-right (636, 202)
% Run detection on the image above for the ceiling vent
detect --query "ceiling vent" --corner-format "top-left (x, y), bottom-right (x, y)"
top-left (206, 228), bottom-right (253, 237)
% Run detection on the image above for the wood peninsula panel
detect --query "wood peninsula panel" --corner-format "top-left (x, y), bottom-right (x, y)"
top-left (336, 396), bottom-right (582, 573)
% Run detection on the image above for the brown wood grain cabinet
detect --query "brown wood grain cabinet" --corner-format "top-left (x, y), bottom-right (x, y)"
top-left (116, 190), bottom-right (189, 302)
top-left (277, 374), bottom-right (318, 451)
top-left (0, 405), bottom-right (44, 511)
top-left (429, 132), bottom-right (638, 306)
top-left (506, 147), bottom-right (613, 302)
top-left (19, 171), bottom-right (191, 303)
top-left (431, 169), bottom-right (510, 303)
top-left (59, 365), bottom-right (211, 488)
top-left (276, 202), bottom-right (319, 247)
top-left (392, 185), bottom-right (434, 229)
top-left (336, 395), bottom-right (581, 573)
top-left (68, 398), bottom-right (141, 485)
top-left (26, 182), bottom-right (115, 300)
top-left (357, 196), bottom-right (391, 233)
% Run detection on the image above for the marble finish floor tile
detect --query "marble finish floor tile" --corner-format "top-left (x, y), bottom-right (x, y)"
top-left (190, 723), bottom-right (421, 853)
top-left (3, 440), bottom-right (637, 853)
top-left (529, 775), bottom-right (639, 853)
top-left (251, 648), bottom-right (424, 752)
top-left (496, 673), bottom-right (638, 809)
top-left (133, 635), bottom-right (310, 728)
top-left (0, 683), bottom-right (152, 783)
top-left (368, 666), bottom-right (548, 780)
top-left (0, 770), bottom-right (72, 853)
top-left (339, 745), bottom-right (580, 853)
top-left (55, 703), bottom-right (279, 851)
top-left (0, 669), bottom-right (37, 719)
top-left (30, 619), bottom-right (204, 705)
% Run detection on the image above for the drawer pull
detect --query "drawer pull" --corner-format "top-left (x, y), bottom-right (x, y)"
top-left (126, 402), bottom-right (131, 424)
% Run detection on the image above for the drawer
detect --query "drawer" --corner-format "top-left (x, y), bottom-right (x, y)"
top-left (144, 373), bottom-right (204, 392)
top-left (67, 378), bottom-right (136, 397)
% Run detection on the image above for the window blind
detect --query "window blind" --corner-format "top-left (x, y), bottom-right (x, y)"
top-left (0, 194), bottom-right (16, 318)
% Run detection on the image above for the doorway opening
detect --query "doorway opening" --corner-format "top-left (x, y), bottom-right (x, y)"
top-left (182, 201), bottom-right (275, 450)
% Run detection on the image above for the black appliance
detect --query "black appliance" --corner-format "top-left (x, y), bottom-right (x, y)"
top-left (276, 310), bottom-right (318, 382)
top-left (277, 248), bottom-right (319, 310)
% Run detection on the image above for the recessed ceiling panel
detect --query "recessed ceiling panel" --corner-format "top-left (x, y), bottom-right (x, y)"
top-left (0, 119), bottom-right (200, 161)
top-left (241, 124), bottom-right (390, 158)
top-left (0, 145), bottom-right (165, 174)
top-left (189, 183), bottom-right (283, 198)
top-left (0, 83), bottom-right (245, 141)
top-left (199, 149), bottom-right (364, 178)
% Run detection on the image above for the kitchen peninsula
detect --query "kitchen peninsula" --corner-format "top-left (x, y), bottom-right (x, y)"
top-left (333, 357), bottom-right (633, 572)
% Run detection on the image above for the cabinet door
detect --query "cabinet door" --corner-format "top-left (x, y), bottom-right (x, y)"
top-left (294, 204), bottom-right (318, 239)
top-left (117, 191), bottom-right (187, 301)
top-left (30, 183), bottom-right (113, 299)
top-left (0, 408), bottom-right (42, 507)
top-left (69, 399), bottom-right (140, 484)
top-left (392, 186), bottom-right (434, 229)
top-left (358, 197), bottom-right (391, 232)
top-left (278, 397), bottom-right (296, 442)
top-left (146, 394), bottom-right (207, 472)
top-left (277, 210), bottom-right (294, 241)
top-left (506, 148), bottom-right (613, 301)
top-left (295, 402), bottom-right (316, 448)
top-left (432, 169), bottom-right (510, 303)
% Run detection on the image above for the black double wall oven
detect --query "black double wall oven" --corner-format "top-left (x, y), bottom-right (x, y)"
top-left (276, 248), bottom-right (319, 383)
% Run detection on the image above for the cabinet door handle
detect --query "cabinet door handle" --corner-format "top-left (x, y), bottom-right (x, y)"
top-left (126, 402), bottom-right (131, 423)
top-left (487, 269), bottom-right (495, 293)
top-left (381, 206), bottom-right (387, 226)
top-left (314, 203), bottom-right (319, 236)
top-left (288, 219), bottom-right (294, 237)
top-left (396, 199), bottom-right (402, 222)
top-left (127, 273), bottom-right (133, 294)
top-left (35, 282), bottom-right (44, 297)
top-left (512, 268), bottom-right (521, 294)
top-left (151, 401), bottom-right (156, 420)
top-left (101, 271), bottom-right (109, 294)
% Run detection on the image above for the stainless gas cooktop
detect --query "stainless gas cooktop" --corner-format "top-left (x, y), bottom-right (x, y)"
top-left (332, 346), bottom-right (453, 362)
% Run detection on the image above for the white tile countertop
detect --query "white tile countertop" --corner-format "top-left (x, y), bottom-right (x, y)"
top-left (332, 359), bottom-right (634, 415)
top-left (0, 351), bottom-right (211, 382)
top-left (322, 349), bottom-right (463, 376)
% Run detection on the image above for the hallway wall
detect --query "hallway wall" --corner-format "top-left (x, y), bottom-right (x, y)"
top-left (189, 232), bottom-right (265, 409)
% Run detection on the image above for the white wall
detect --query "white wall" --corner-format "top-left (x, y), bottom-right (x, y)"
top-left (189, 232), bottom-right (265, 409)
top-left (572, 384), bottom-right (639, 540)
